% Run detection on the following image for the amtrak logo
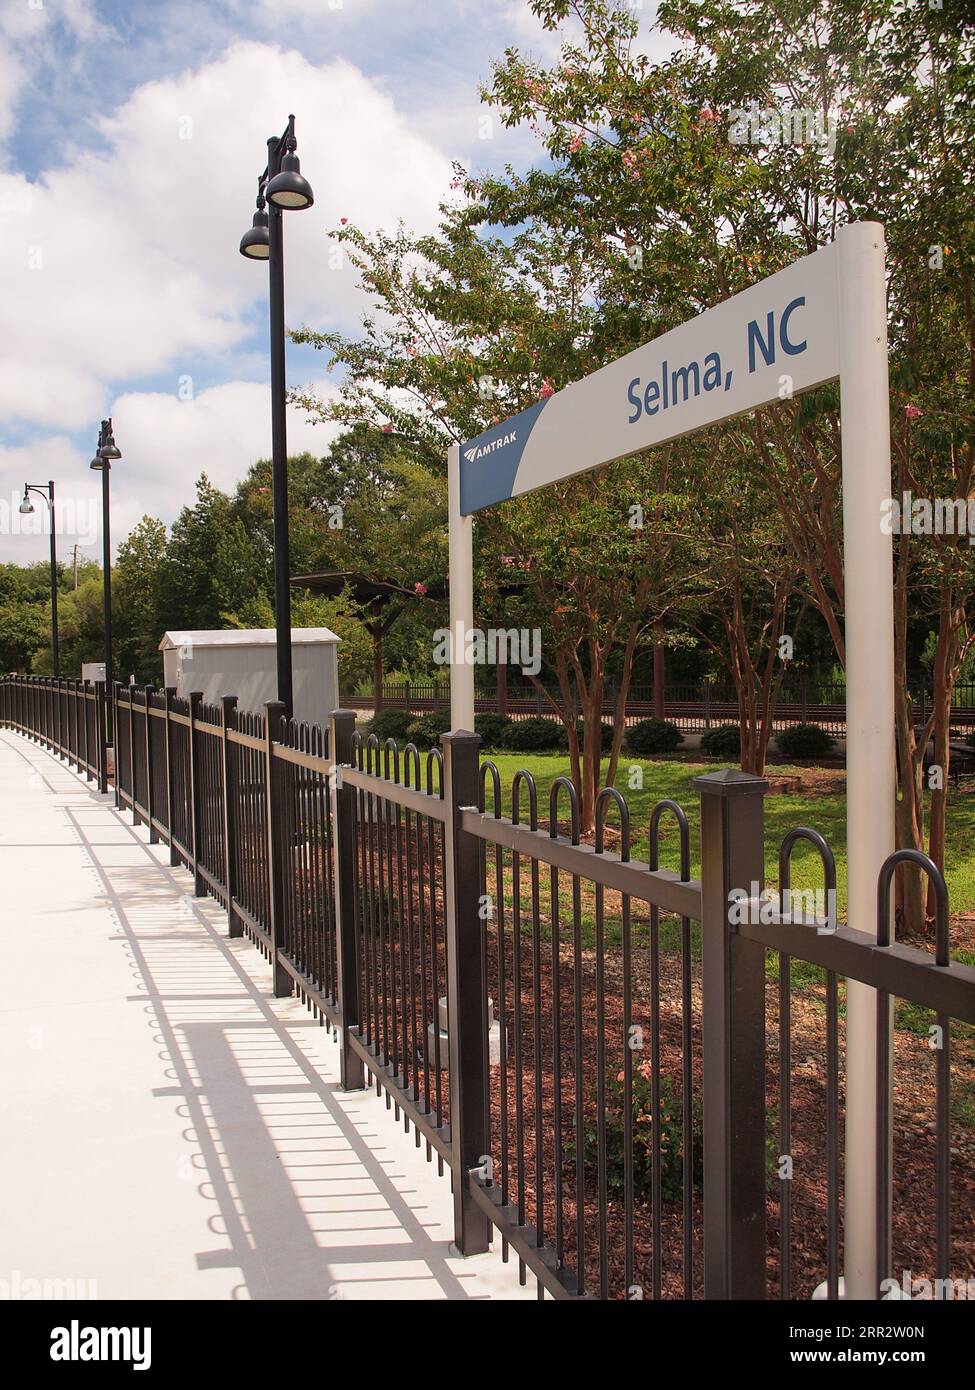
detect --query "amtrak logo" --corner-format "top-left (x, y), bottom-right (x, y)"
top-left (463, 430), bottom-right (518, 464)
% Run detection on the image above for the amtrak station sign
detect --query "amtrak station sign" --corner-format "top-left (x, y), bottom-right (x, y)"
top-left (459, 239), bottom-right (840, 514)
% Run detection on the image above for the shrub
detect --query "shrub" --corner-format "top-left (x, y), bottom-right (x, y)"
top-left (500, 716), bottom-right (567, 752)
top-left (575, 718), bottom-right (614, 753)
top-left (365, 708), bottom-right (413, 744)
top-left (578, 1067), bottom-right (776, 1203)
top-left (580, 1068), bottom-right (702, 1203)
top-left (775, 722), bottom-right (836, 759)
top-left (474, 712), bottom-right (513, 748)
top-left (625, 717), bottom-right (684, 756)
top-left (700, 724), bottom-right (741, 759)
top-left (405, 711), bottom-right (452, 749)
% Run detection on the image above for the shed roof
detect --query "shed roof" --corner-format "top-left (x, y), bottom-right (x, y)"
top-left (158, 627), bottom-right (340, 652)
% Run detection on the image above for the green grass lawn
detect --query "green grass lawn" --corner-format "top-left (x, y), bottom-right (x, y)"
top-left (477, 752), bottom-right (975, 933)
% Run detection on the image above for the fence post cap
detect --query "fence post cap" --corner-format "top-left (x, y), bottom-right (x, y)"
top-left (694, 768), bottom-right (768, 797)
top-left (441, 729), bottom-right (480, 746)
top-left (330, 708), bottom-right (359, 724)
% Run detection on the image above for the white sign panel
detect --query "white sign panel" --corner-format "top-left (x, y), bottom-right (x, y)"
top-left (460, 240), bottom-right (840, 514)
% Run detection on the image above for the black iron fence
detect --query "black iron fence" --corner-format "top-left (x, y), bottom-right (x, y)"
top-left (353, 678), bottom-right (975, 738)
top-left (2, 672), bottom-right (974, 1300)
top-left (0, 675), bottom-right (108, 789)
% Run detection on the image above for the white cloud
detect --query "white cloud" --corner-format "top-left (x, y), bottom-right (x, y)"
top-left (0, 40), bottom-right (453, 432)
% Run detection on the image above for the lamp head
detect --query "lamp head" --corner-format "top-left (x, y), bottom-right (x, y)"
top-left (19, 490), bottom-right (33, 515)
top-left (96, 418), bottom-right (121, 461)
top-left (266, 150), bottom-right (314, 210)
top-left (239, 207), bottom-right (270, 259)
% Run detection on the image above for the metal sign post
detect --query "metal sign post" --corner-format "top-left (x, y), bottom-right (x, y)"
top-left (447, 221), bottom-right (895, 1296)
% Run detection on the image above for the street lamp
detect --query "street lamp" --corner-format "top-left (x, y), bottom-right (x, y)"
top-left (89, 418), bottom-right (120, 710)
top-left (19, 481), bottom-right (60, 676)
top-left (239, 114), bottom-right (314, 718)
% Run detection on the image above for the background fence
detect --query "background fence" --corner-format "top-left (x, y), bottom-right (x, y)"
top-left (352, 678), bottom-right (975, 738)
top-left (2, 672), bottom-right (973, 1300)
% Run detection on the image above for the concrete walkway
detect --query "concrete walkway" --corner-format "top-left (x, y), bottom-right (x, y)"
top-left (0, 731), bottom-right (531, 1301)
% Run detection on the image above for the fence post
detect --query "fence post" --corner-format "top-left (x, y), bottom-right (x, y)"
top-left (81, 681), bottom-right (91, 780)
top-left (69, 680), bottom-right (77, 766)
top-left (129, 685), bottom-right (141, 826)
top-left (702, 681), bottom-right (712, 731)
top-left (330, 710), bottom-right (366, 1090)
top-left (96, 681), bottom-right (108, 795)
top-left (220, 695), bottom-right (240, 937)
top-left (188, 690), bottom-right (205, 896)
top-left (163, 688), bottom-right (179, 865)
top-left (113, 683), bottom-right (122, 809)
top-left (696, 768), bottom-right (769, 1299)
top-left (264, 700), bottom-right (291, 997)
top-left (442, 728), bottom-right (492, 1257)
top-left (144, 685), bottom-right (158, 843)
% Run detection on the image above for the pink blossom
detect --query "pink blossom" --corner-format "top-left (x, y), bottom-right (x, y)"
top-left (539, 379), bottom-right (555, 399)
top-left (414, 582), bottom-right (428, 595)
top-left (382, 423), bottom-right (393, 434)
top-left (340, 217), bottom-right (348, 225)
top-left (569, 133), bottom-right (584, 153)
top-left (905, 404), bottom-right (922, 420)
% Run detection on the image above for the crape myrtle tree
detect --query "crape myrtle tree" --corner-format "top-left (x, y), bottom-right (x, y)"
top-left (474, 0), bottom-right (973, 930)
top-left (675, 429), bottom-right (807, 775)
top-left (674, 0), bottom-right (975, 928)
top-left (291, 217), bottom-right (691, 832)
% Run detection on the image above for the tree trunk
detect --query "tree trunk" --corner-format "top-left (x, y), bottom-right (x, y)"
top-left (653, 622), bottom-right (665, 719)
top-left (605, 627), bottom-right (638, 792)
top-left (925, 586), bottom-right (969, 919)
top-left (892, 513), bottom-right (926, 936)
top-left (371, 624), bottom-right (384, 716)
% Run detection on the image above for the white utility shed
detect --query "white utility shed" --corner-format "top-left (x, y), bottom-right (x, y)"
top-left (158, 628), bottom-right (340, 726)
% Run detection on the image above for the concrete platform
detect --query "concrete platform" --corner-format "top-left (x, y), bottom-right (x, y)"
top-left (0, 731), bottom-right (533, 1301)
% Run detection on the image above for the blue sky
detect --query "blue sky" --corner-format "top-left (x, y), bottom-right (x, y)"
top-left (0, 0), bottom-right (663, 563)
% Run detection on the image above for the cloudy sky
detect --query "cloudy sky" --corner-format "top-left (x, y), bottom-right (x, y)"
top-left (0, 0), bottom-right (608, 563)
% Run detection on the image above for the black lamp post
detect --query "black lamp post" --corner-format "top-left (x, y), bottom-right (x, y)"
top-left (19, 481), bottom-right (60, 676)
top-left (90, 419), bottom-right (121, 708)
top-left (240, 114), bottom-right (314, 719)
